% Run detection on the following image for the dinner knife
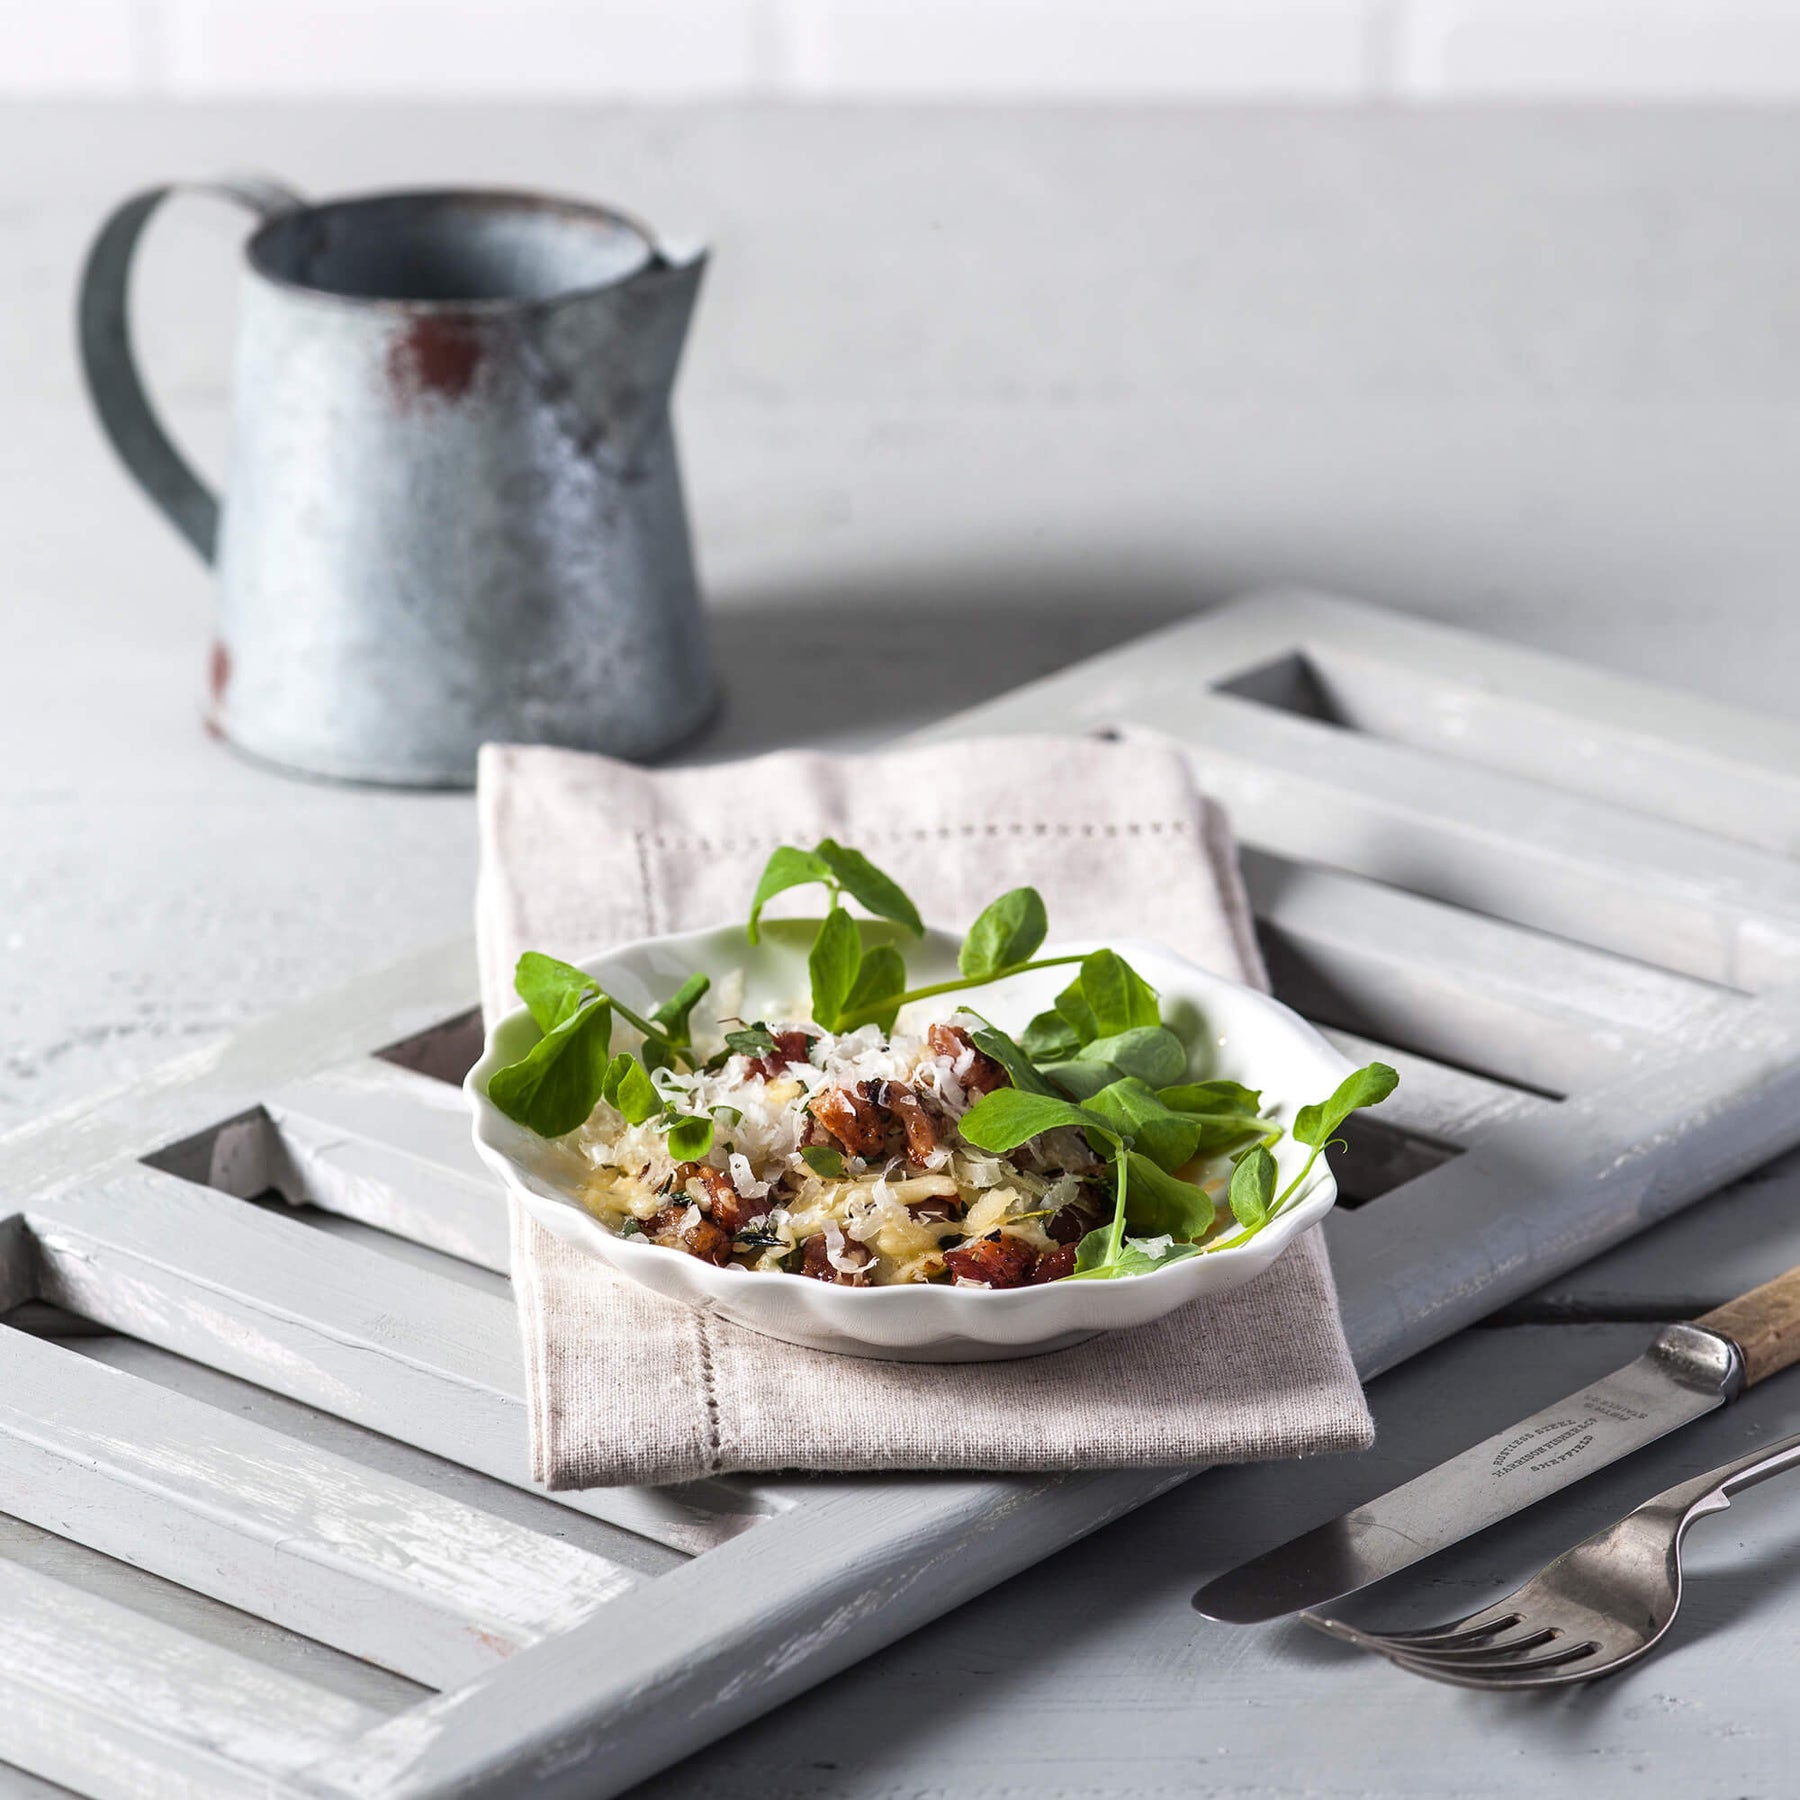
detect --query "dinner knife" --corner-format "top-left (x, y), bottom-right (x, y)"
top-left (1194, 1259), bottom-right (1800, 1625)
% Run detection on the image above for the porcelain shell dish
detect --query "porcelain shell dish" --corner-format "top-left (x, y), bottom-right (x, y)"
top-left (467, 923), bottom-right (1352, 1361)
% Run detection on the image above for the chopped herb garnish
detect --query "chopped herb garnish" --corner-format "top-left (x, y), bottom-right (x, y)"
top-left (734, 1225), bottom-right (788, 1251)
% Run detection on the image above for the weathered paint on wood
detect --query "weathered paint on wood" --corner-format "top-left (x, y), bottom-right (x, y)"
top-left (264, 1059), bottom-right (510, 1275)
top-left (1313, 1028), bottom-right (1551, 1146)
top-left (931, 590), bottom-right (1800, 989)
top-left (298, 1468), bottom-right (1199, 1800)
top-left (1196, 693), bottom-right (1800, 990)
top-left (0, 937), bottom-right (481, 1202)
top-left (0, 1555), bottom-right (378, 1799)
top-left (60, 1334), bottom-right (683, 1585)
top-left (0, 1327), bottom-right (636, 1688)
top-left (1512, 1146), bottom-right (1800, 1320)
top-left (1327, 982), bottom-right (1800, 1378)
top-left (25, 1165), bottom-right (766, 1559)
top-left (3, 589), bottom-right (1799, 1797)
top-left (1267, 612), bottom-right (1800, 854)
top-left (1248, 848), bottom-right (1740, 1093)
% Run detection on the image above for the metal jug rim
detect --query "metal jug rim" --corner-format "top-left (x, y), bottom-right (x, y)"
top-left (243, 184), bottom-right (690, 317)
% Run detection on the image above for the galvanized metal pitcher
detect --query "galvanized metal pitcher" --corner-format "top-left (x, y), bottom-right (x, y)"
top-left (78, 179), bottom-right (715, 785)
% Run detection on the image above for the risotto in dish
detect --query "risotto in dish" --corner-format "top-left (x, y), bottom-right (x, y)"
top-left (481, 838), bottom-right (1396, 1287)
top-left (570, 1015), bottom-right (1148, 1288)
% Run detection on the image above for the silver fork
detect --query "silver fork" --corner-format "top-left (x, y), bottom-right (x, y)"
top-left (1303, 1430), bottom-right (1800, 1688)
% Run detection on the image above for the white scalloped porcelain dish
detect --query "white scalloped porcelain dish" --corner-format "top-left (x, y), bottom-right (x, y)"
top-left (466, 922), bottom-right (1352, 1362)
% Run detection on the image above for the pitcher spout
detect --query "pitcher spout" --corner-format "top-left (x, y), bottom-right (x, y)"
top-left (533, 243), bottom-right (708, 478)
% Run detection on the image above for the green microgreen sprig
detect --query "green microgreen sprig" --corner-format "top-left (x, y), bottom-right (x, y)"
top-left (750, 840), bottom-right (1096, 1032)
top-left (491, 951), bottom-right (717, 1156)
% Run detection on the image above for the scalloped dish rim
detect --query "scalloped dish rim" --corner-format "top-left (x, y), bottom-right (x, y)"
top-left (465, 924), bottom-right (1352, 1361)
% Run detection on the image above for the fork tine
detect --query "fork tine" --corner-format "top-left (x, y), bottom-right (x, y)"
top-left (1306, 1608), bottom-right (1613, 1683)
top-left (1374, 1611), bottom-right (1528, 1649)
top-left (1301, 1602), bottom-right (1516, 1652)
top-left (1304, 1610), bottom-right (1543, 1660)
top-left (1384, 1638), bottom-right (1608, 1688)
top-left (1389, 1633), bottom-right (1599, 1672)
top-left (1386, 1624), bottom-right (1562, 1663)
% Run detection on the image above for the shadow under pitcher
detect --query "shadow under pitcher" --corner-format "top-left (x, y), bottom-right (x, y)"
top-left (78, 178), bottom-right (716, 786)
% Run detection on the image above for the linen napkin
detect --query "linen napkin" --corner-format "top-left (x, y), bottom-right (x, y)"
top-left (477, 735), bottom-right (1373, 1488)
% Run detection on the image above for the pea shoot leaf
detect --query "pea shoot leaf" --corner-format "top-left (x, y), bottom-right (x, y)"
top-left (843, 942), bottom-right (907, 1034)
top-left (1083, 1076), bottom-right (1206, 1172)
top-left (967, 1023), bottom-right (1059, 1097)
top-left (664, 1114), bottom-right (715, 1160)
top-left (1078, 948), bottom-right (1161, 1037)
top-left (814, 839), bottom-right (924, 937)
top-left (1052, 975), bottom-right (1099, 1045)
top-left (513, 951), bottom-right (598, 1033)
top-left (1294, 1062), bottom-right (1400, 1149)
top-left (1066, 1228), bottom-right (1207, 1282)
top-left (1080, 1025), bottom-right (1187, 1088)
top-left (1264, 1059), bottom-right (1402, 1218)
top-left (487, 994), bottom-right (614, 1139)
top-left (1037, 1058), bottom-right (1115, 1100)
top-left (957, 1087), bottom-right (1115, 1155)
top-left (1157, 1079), bottom-right (1277, 1157)
top-left (1119, 1151), bottom-right (1217, 1240)
top-left (601, 1051), bottom-right (662, 1126)
top-left (808, 904), bottom-right (862, 1030)
top-left (650, 971), bottom-right (710, 1041)
top-left (1228, 1143), bottom-right (1278, 1229)
top-left (1021, 1009), bottom-right (1082, 1063)
top-left (746, 846), bottom-right (834, 943)
top-left (1159, 1080), bottom-right (1262, 1116)
top-left (958, 886), bottom-right (1048, 979)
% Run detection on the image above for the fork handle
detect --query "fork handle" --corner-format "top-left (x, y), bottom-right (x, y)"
top-left (1654, 1429), bottom-right (1800, 1525)
top-left (1697, 1261), bottom-right (1800, 1386)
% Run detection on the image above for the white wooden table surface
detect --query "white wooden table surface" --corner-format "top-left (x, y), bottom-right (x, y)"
top-left (6, 100), bottom-right (1800, 1798)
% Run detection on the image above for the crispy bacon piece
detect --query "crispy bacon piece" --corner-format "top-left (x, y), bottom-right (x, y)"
top-left (1047, 1188), bottom-right (1107, 1245)
top-left (906, 1195), bottom-right (962, 1224)
top-left (868, 1080), bottom-right (938, 1162)
top-left (1030, 1244), bottom-right (1078, 1284)
top-left (812, 1080), bottom-right (944, 1166)
top-left (928, 1022), bottom-right (1007, 1096)
top-left (942, 1232), bottom-right (1035, 1289)
top-left (686, 1218), bottom-right (734, 1264)
top-left (676, 1160), bottom-right (751, 1234)
top-left (799, 1233), bottom-right (871, 1286)
top-left (810, 1085), bottom-right (889, 1159)
top-left (648, 1202), bottom-right (733, 1266)
top-left (748, 1029), bottom-right (814, 1081)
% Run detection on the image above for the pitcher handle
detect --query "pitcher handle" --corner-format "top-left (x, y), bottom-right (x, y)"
top-left (77, 176), bottom-right (304, 564)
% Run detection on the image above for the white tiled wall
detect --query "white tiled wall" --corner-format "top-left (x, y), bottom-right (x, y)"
top-left (10, 0), bottom-right (1800, 98)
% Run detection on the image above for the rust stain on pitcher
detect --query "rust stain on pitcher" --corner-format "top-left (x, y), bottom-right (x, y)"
top-left (387, 316), bottom-right (485, 407)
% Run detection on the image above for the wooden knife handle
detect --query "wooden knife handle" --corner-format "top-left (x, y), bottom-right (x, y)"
top-left (1698, 1263), bottom-right (1800, 1387)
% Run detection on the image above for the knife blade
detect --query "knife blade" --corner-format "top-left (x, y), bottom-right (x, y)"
top-left (1193, 1321), bottom-right (1745, 1625)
